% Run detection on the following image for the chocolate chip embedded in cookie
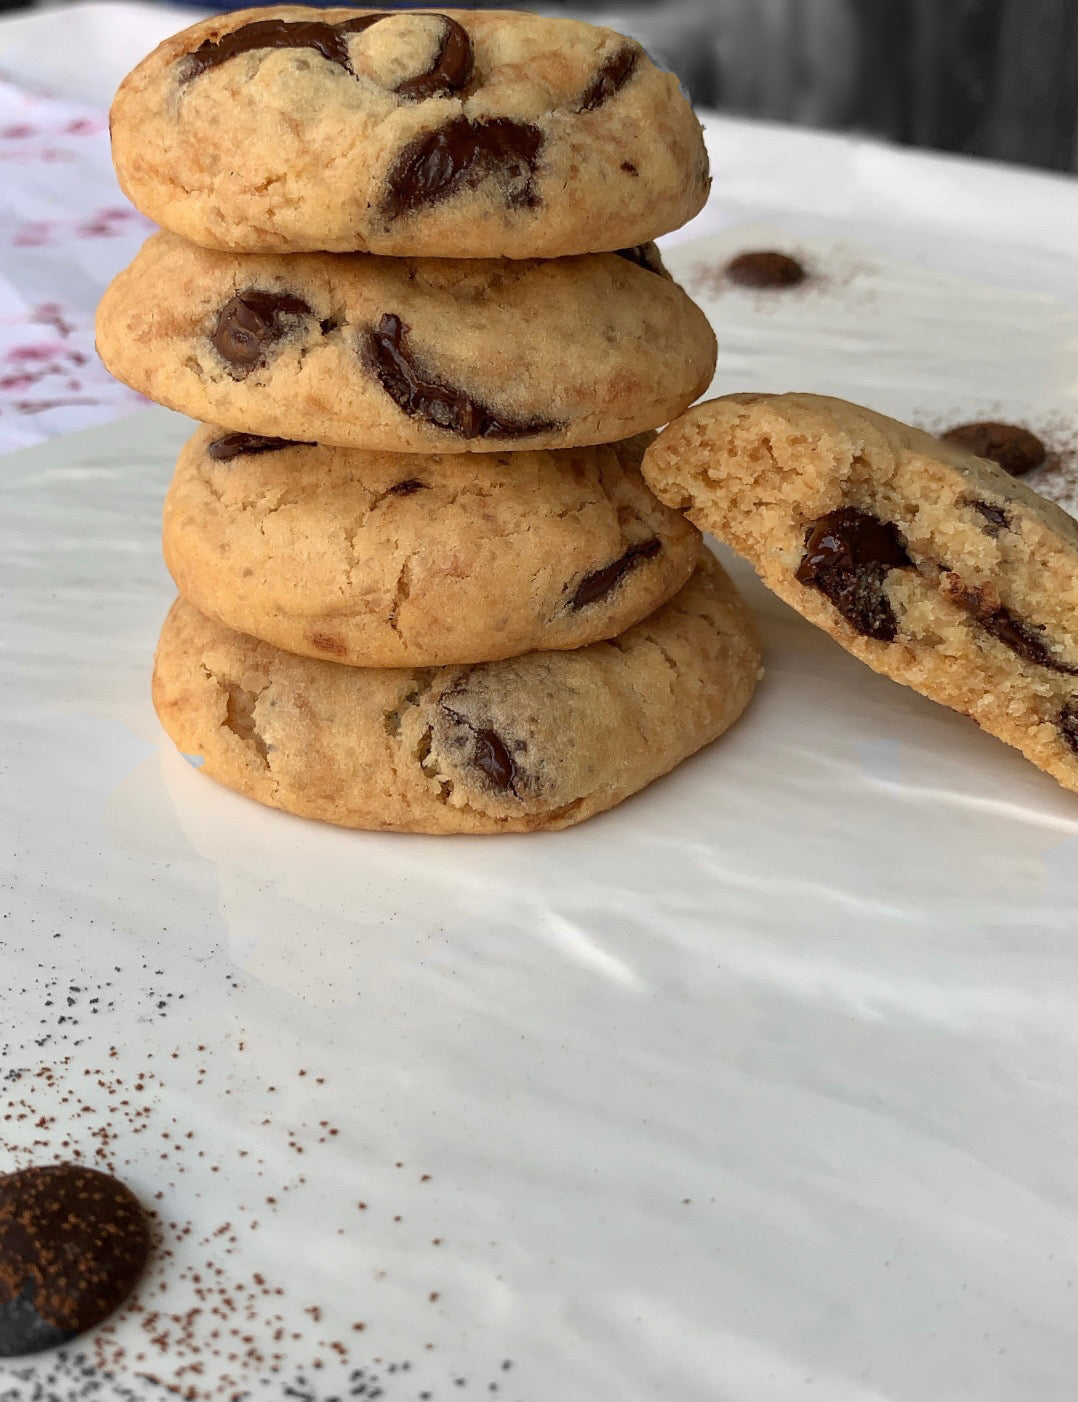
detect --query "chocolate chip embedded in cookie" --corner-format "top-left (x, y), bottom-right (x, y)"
top-left (795, 508), bottom-right (912, 642)
top-left (940, 421), bottom-right (1047, 477)
top-left (642, 392), bottom-right (1078, 795)
top-left (110, 6), bottom-right (710, 257)
top-left (151, 552), bottom-right (761, 835)
top-left (0, 1165), bottom-right (150, 1357)
top-left (211, 290), bottom-right (312, 377)
top-left (163, 426), bottom-right (701, 668)
top-left (96, 233), bottom-right (717, 453)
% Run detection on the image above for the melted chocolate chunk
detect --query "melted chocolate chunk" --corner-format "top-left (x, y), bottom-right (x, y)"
top-left (969, 499), bottom-right (1010, 534)
top-left (387, 478), bottom-right (427, 496)
top-left (384, 117), bottom-right (543, 218)
top-left (579, 45), bottom-right (640, 112)
top-left (796, 508), bottom-right (912, 642)
top-left (395, 15), bottom-right (473, 100)
top-left (182, 18), bottom-right (356, 80)
top-left (951, 583), bottom-right (1078, 675)
top-left (362, 314), bottom-right (559, 440)
top-left (1059, 702), bottom-right (1078, 755)
top-left (181, 13), bottom-right (473, 99)
top-left (726, 251), bottom-right (806, 288)
top-left (0, 1165), bottom-right (150, 1357)
top-left (208, 432), bottom-right (314, 461)
top-left (615, 244), bottom-right (664, 276)
top-left (570, 539), bottom-right (662, 610)
top-left (941, 421), bottom-right (1047, 477)
top-left (211, 291), bottom-right (312, 374)
top-left (441, 703), bottom-right (519, 794)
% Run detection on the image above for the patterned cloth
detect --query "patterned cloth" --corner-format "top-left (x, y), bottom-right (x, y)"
top-left (0, 76), bottom-right (153, 452)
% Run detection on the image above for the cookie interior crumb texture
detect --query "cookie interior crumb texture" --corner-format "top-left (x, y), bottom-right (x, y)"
top-left (642, 392), bottom-right (1078, 795)
top-left (151, 552), bottom-right (762, 835)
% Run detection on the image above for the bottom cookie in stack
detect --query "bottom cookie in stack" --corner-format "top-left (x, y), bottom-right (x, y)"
top-left (152, 550), bottom-right (762, 835)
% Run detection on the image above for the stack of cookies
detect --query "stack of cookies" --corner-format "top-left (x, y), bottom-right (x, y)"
top-left (97, 6), bottom-right (761, 834)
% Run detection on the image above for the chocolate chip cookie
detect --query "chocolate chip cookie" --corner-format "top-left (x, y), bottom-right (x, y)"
top-left (96, 233), bottom-right (717, 452)
top-left (163, 426), bottom-right (701, 667)
top-left (152, 552), bottom-right (761, 834)
top-left (110, 6), bottom-right (709, 258)
top-left (642, 392), bottom-right (1078, 794)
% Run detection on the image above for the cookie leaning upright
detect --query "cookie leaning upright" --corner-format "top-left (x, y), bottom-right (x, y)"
top-left (642, 392), bottom-right (1078, 795)
top-left (109, 6), bottom-right (711, 257)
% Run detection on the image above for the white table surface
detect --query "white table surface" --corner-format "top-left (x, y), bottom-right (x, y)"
top-left (4, 7), bottom-right (1078, 1402)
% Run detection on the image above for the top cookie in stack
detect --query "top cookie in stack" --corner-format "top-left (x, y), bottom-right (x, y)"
top-left (108, 6), bottom-right (710, 257)
top-left (99, 7), bottom-right (762, 834)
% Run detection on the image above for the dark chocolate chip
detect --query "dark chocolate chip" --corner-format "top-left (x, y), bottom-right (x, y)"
top-left (1059, 702), bottom-right (1078, 755)
top-left (579, 45), bottom-right (640, 112)
top-left (362, 313), bottom-right (560, 441)
top-left (795, 507), bottom-right (912, 642)
top-left (472, 728), bottom-right (516, 791)
top-left (621, 161), bottom-right (639, 176)
top-left (969, 499), bottom-right (1010, 533)
top-left (569, 538), bottom-right (662, 610)
top-left (181, 13), bottom-right (473, 100)
top-left (941, 421), bottom-right (1047, 477)
top-left (726, 251), bottom-right (806, 288)
top-left (387, 478), bottom-right (428, 496)
top-left (0, 1165), bottom-right (150, 1356)
top-left (394, 15), bottom-right (473, 100)
top-left (181, 18), bottom-right (357, 80)
top-left (615, 244), bottom-right (664, 276)
top-left (441, 703), bottom-right (519, 794)
top-left (208, 432), bottom-right (315, 461)
top-left (950, 582), bottom-right (1078, 675)
top-left (211, 290), bottom-right (312, 374)
top-left (384, 116), bottom-right (543, 218)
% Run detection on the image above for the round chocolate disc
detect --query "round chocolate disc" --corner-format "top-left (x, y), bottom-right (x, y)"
top-left (725, 250), bottom-right (806, 288)
top-left (0, 1164), bottom-right (150, 1356)
top-left (940, 421), bottom-right (1047, 477)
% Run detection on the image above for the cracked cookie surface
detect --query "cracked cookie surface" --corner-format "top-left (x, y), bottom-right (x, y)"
top-left (151, 551), bottom-right (761, 834)
top-left (96, 233), bottom-right (717, 452)
top-left (642, 392), bottom-right (1078, 794)
top-left (164, 426), bottom-right (701, 667)
top-left (109, 6), bottom-right (709, 257)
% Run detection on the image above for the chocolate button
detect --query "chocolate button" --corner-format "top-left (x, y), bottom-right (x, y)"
top-left (726, 251), bottom-right (806, 288)
top-left (795, 507), bottom-right (912, 641)
top-left (941, 421), bottom-right (1047, 477)
top-left (0, 1165), bottom-right (150, 1356)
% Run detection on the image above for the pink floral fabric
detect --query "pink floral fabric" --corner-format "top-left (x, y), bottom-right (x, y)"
top-left (0, 77), bottom-right (155, 452)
